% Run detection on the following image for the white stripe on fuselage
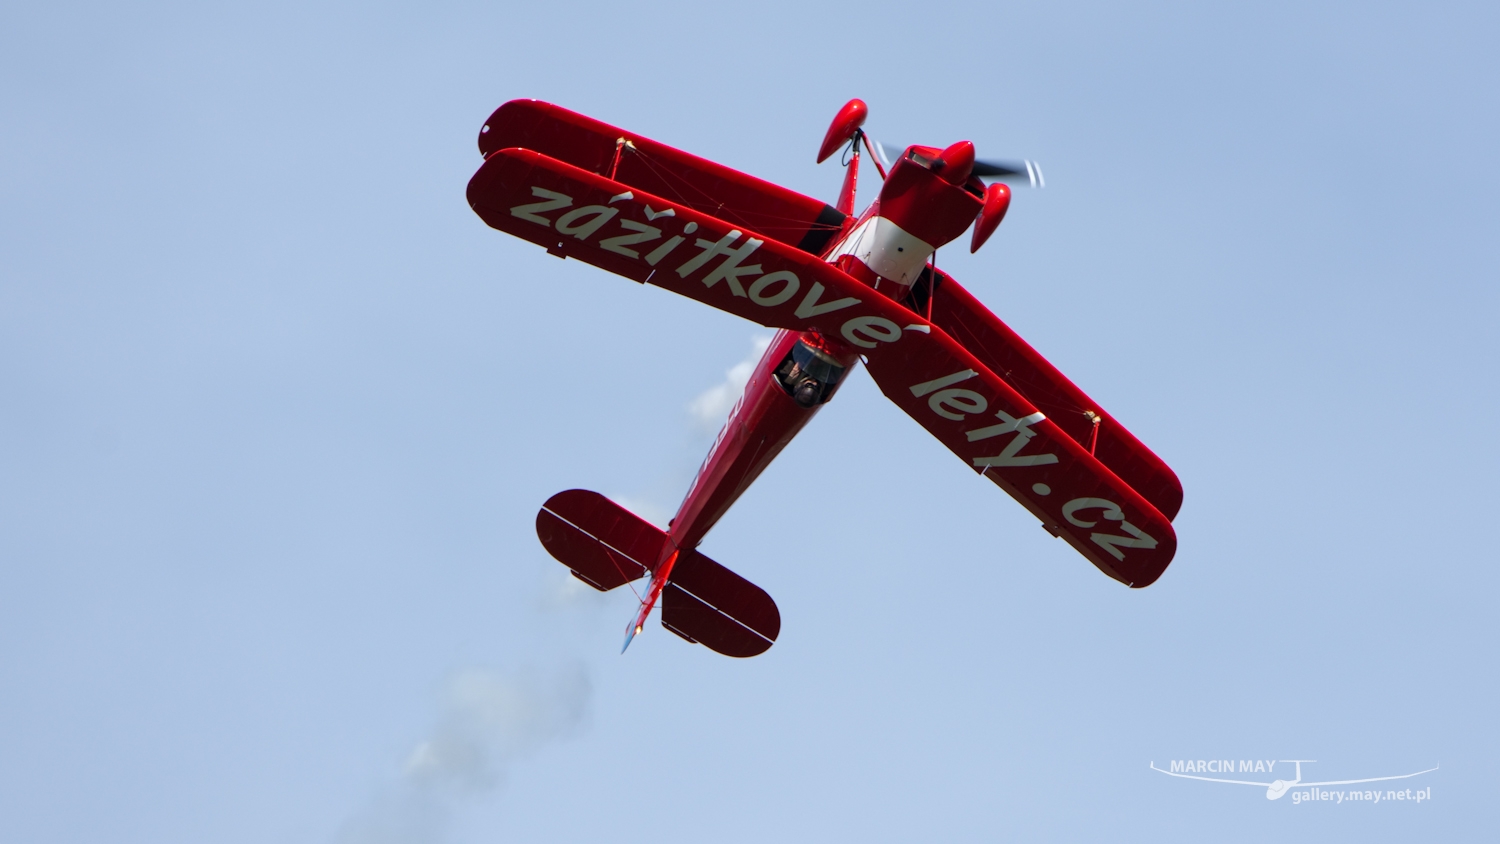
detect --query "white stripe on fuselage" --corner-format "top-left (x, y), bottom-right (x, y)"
top-left (824, 215), bottom-right (934, 287)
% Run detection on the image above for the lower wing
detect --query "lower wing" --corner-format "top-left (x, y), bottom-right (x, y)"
top-left (917, 269), bottom-right (1183, 521)
top-left (470, 149), bottom-right (1177, 586)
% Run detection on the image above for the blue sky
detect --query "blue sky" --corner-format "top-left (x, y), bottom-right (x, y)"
top-left (2, 1), bottom-right (1496, 841)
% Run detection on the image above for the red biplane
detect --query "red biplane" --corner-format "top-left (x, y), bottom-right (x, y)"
top-left (467, 99), bottom-right (1182, 658)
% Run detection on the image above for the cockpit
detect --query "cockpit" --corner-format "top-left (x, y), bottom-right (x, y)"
top-left (774, 339), bottom-right (848, 408)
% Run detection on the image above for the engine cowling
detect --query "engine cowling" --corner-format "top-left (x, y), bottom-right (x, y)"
top-left (822, 143), bottom-right (985, 297)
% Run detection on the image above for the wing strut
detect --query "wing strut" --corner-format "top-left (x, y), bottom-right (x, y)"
top-left (858, 130), bottom-right (888, 179)
top-left (926, 250), bottom-right (938, 322)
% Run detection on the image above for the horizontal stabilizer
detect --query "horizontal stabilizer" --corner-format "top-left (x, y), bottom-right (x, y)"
top-left (535, 490), bottom-right (781, 656)
top-left (536, 490), bottom-right (665, 590)
top-left (661, 551), bottom-right (780, 658)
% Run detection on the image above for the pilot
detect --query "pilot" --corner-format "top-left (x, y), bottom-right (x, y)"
top-left (792, 377), bottom-right (821, 408)
top-left (777, 359), bottom-right (821, 408)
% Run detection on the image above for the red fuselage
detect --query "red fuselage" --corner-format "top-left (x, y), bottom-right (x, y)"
top-left (663, 144), bottom-right (985, 555)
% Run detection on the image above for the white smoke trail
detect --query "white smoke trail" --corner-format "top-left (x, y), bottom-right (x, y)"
top-left (520, 333), bottom-right (780, 580)
top-left (599, 335), bottom-right (775, 525)
top-left (336, 665), bottom-right (590, 844)
top-left (685, 335), bottom-right (773, 435)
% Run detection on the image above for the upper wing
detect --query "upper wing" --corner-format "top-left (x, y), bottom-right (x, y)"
top-left (468, 148), bottom-right (1177, 586)
top-left (478, 100), bottom-right (848, 255)
top-left (914, 269), bottom-right (1183, 520)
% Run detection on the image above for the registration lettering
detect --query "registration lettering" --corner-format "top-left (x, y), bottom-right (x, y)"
top-left (506, 185), bottom-right (895, 354)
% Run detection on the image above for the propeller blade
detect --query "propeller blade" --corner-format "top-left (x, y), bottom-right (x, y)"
top-left (868, 138), bottom-right (896, 171)
top-left (871, 141), bottom-right (1045, 189)
top-left (973, 159), bottom-right (1045, 188)
top-left (971, 160), bottom-right (1027, 177)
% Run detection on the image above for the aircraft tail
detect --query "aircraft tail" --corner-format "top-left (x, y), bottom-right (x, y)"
top-left (536, 490), bottom-right (781, 657)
